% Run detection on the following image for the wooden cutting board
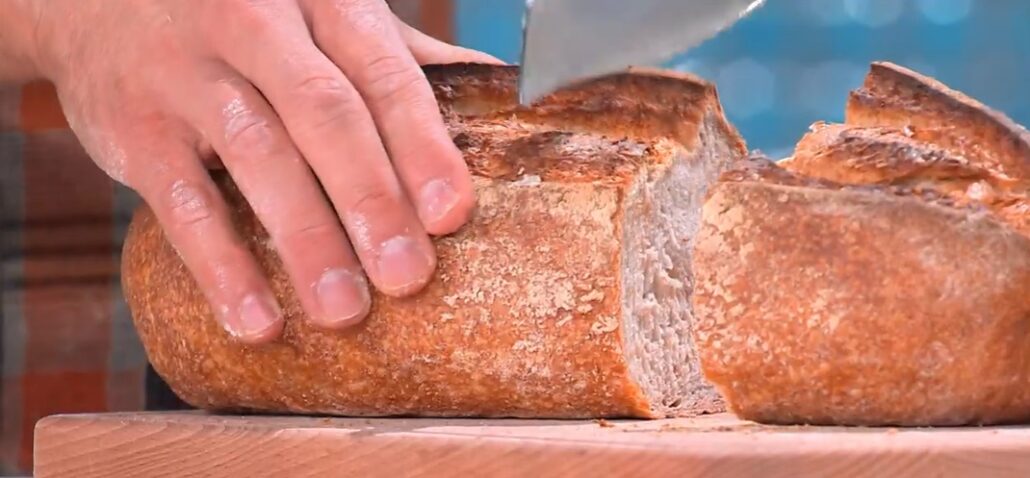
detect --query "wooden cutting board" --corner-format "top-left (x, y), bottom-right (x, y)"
top-left (33, 411), bottom-right (1030, 478)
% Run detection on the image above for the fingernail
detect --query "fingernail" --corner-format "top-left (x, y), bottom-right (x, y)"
top-left (230, 294), bottom-right (282, 340)
top-left (419, 179), bottom-right (460, 225)
top-left (315, 268), bottom-right (371, 327)
top-left (376, 236), bottom-right (434, 295)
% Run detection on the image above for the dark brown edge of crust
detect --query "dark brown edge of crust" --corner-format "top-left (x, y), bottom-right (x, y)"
top-left (848, 62), bottom-right (1030, 154)
top-left (422, 63), bottom-right (719, 101)
top-left (719, 153), bottom-right (1016, 223)
top-left (792, 122), bottom-right (993, 179)
top-left (424, 62), bottom-right (748, 156)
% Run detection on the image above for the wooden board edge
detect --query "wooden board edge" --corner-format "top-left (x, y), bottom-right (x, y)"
top-left (33, 413), bottom-right (1030, 478)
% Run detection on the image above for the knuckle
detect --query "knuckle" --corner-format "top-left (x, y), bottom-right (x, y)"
top-left (293, 75), bottom-right (351, 109)
top-left (348, 184), bottom-right (398, 214)
top-left (362, 54), bottom-right (425, 104)
top-left (217, 98), bottom-right (301, 169)
top-left (224, 115), bottom-right (274, 153)
top-left (163, 179), bottom-right (216, 229)
top-left (290, 75), bottom-right (363, 134)
top-left (220, 98), bottom-right (276, 154)
top-left (279, 220), bottom-right (340, 250)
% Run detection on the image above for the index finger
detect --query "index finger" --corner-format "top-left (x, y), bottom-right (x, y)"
top-left (305, 0), bottom-right (476, 236)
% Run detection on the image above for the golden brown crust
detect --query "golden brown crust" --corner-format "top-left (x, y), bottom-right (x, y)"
top-left (723, 153), bottom-right (983, 214)
top-left (123, 63), bottom-right (746, 419)
top-left (693, 180), bottom-right (1030, 426)
top-left (791, 122), bottom-right (994, 184)
top-left (428, 64), bottom-right (741, 149)
top-left (846, 62), bottom-right (1030, 180)
top-left (427, 64), bottom-right (745, 185)
top-left (788, 122), bottom-right (1028, 236)
top-left (694, 62), bottom-right (1030, 426)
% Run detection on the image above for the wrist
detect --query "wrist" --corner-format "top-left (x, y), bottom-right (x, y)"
top-left (0, 0), bottom-right (46, 83)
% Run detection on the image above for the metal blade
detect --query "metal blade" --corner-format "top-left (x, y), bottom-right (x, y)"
top-left (518, 0), bottom-right (765, 105)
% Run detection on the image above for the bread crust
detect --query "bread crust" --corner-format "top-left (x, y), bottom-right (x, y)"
top-left (789, 122), bottom-right (1027, 236)
top-left (122, 63), bottom-right (746, 419)
top-left (693, 61), bottom-right (1030, 426)
top-left (846, 62), bottom-right (1030, 180)
top-left (694, 177), bottom-right (1030, 426)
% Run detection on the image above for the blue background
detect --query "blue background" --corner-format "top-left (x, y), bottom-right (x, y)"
top-left (452, 0), bottom-right (1029, 157)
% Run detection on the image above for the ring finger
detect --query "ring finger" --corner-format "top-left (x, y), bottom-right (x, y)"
top-left (304, 0), bottom-right (477, 236)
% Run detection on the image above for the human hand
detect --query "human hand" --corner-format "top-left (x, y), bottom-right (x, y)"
top-left (30, 0), bottom-right (501, 343)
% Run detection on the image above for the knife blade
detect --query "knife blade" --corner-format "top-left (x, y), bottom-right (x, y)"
top-left (518, 0), bottom-right (766, 105)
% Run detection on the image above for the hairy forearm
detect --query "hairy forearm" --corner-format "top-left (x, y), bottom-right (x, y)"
top-left (0, 0), bottom-right (44, 83)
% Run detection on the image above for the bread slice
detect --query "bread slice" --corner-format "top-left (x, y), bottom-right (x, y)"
top-left (692, 62), bottom-right (1030, 426)
top-left (122, 63), bottom-right (748, 419)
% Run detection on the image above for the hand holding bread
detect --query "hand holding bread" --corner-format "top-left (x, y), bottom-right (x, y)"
top-left (10, 0), bottom-right (501, 344)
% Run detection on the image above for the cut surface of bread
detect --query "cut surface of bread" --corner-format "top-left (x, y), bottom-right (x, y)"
top-left (122, 63), bottom-right (747, 419)
top-left (693, 62), bottom-right (1030, 426)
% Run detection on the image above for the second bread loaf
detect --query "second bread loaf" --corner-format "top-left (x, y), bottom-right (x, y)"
top-left (692, 62), bottom-right (1030, 426)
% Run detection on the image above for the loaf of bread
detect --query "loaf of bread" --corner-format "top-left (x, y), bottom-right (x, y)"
top-left (692, 62), bottom-right (1030, 426)
top-left (122, 63), bottom-right (748, 419)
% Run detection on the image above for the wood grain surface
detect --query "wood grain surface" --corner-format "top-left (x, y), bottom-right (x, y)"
top-left (32, 411), bottom-right (1030, 477)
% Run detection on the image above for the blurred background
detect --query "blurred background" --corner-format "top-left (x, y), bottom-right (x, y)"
top-left (443, 0), bottom-right (1029, 158)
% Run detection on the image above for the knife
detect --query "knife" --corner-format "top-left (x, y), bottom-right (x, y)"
top-left (518, 0), bottom-right (766, 105)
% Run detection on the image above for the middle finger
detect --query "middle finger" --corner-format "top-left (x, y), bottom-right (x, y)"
top-left (303, 0), bottom-right (476, 236)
